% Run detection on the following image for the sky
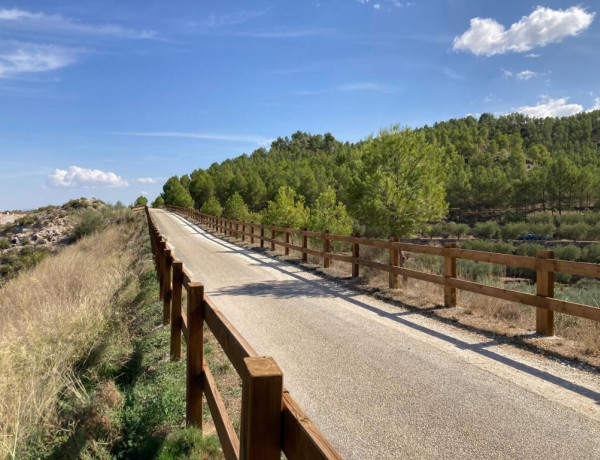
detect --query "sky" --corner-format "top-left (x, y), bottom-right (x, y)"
top-left (0, 0), bottom-right (598, 210)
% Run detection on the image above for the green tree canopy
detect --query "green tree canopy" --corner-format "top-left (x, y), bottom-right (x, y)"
top-left (200, 196), bottom-right (223, 216)
top-left (162, 176), bottom-right (194, 208)
top-left (151, 196), bottom-right (165, 208)
top-left (263, 186), bottom-right (309, 228)
top-left (224, 192), bottom-right (249, 220)
top-left (349, 127), bottom-right (447, 237)
top-left (308, 186), bottom-right (353, 235)
top-left (134, 195), bottom-right (148, 206)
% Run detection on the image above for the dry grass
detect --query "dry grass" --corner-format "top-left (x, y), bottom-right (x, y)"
top-left (0, 223), bottom-right (139, 459)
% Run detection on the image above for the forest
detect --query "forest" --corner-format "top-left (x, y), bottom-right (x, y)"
top-left (154, 110), bottom-right (600, 239)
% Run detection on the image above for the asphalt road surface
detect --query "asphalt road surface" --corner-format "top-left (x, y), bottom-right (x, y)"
top-left (151, 209), bottom-right (600, 459)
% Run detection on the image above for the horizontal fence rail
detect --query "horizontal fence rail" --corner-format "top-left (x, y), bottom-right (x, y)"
top-left (146, 207), bottom-right (341, 460)
top-left (167, 205), bottom-right (600, 337)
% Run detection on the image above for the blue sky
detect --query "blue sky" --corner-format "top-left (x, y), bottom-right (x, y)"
top-left (0, 0), bottom-right (598, 210)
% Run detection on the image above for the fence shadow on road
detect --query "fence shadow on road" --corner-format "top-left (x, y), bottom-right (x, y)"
top-left (164, 210), bottom-right (600, 406)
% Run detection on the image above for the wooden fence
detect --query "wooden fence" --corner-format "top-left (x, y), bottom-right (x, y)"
top-left (167, 205), bottom-right (600, 337)
top-left (146, 207), bottom-right (341, 460)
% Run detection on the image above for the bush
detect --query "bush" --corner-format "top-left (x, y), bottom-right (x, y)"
top-left (582, 244), bottom-right (600, 264)
top-left (515, 242), bottom-right (544, 257)
top-left (263, 186), bottom-right (309, 228)
top-left (72, 209), bottom-right (105, 241)
top-left (583, 212), bottom-right (600, 225)
top-left (200, 197), bottom-right (223, 216)
top-left (461, 240), bottom-right (514, 254)
top-left (528, 212), bottom-right (554, 225)
top-left (308, 187), bottom-right (353, 235)
top-left (223, 192), bottom-right (249, 221)
top-left (134, 196), bottom-right (148, 207)
top-left (553, 244), bottom-right (581, 261)
top-left (559, 222), bottom-right (590, 241)
top-left (472, 221), bottom-right (501, 239)
top-left (587, 222), bottom-right (600, 241)
top-left (502, 213), bottom-right (527, 223)
top-left (558, 213), bottom-right (584, 225)
top-left (152, 196), bottom-right (165, 208)
top-left (528, 222), bottom-right (556, 238)
top-left (501, 222), bottom-right (528, 240)
top-left (0, 238), bottom-right (9, 250)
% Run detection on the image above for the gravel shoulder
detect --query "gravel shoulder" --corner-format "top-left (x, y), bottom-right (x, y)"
top-left (152, 209), bottom-right (600, 460)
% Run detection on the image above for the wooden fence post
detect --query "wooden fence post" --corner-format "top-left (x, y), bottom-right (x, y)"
top-left (536, 250), bottom-right (555, 336)
top-left (170, 260), bottom-right (183, 360)
top-left (242, 223), bottom-right (245, 242)
top-left (250, 224), bottom-right (254, 244)
top-left (260, 226), bottom-right (265, 248)
top-left (285, 229), bottom-right (290, 256)
top-left (302, 227), bottom-right (308, 262)
top-left (187, 282), bottom-right (205, 428)
top-left (240, 357), bottom-right (283, 460)
top-left (444, 242), bottom-right (457, 308)
top-left (158, 239), bottom-right (166, 301)
top-left (163, 249), bottom-right (172, 325)
top-left (389, 236), bottom-right (399, 289)
top-left (323, 230), bottom-right (330, 268)
top-left (271, 228), bottom-right (276, 251)
top-left (352, 233), bottom-right (360, 278)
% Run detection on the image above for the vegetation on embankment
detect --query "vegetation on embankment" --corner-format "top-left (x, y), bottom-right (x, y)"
top-left (0, 210), bottom-right (236, 459)
top-left (155, 110), bottom-right (600, 238)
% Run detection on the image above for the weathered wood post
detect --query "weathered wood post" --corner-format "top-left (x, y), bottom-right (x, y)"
top-left (250, 224), bottom-right (255, 244)
top-left (323, 230), bottom-right (330, 268)
top-left (158, 239), bottom-right (166, 300)
top-left (242, 223), bottom-right (245, 242)
top-left (170, 260), bottom-right (183, 360)
top-left (187, 282), bottom-right (205, 428)
top-left (302, 227), bottom-right (308, 262)
top-left (444, 242), bottom-right (457, 308)
top-left (240, 357), bottom-right (283, 460)
top-left (271, 228), bottom-right (276, 251)
top-left (285, 229), bottom-right (290, 256)
top-left (352, 233), bottom-right (360, 278)
top-left (536, 250), bottom-right (555, 336)
top-left (163, 249), bottom-right (172, 325)
top-left (260, 226), bottom-right (265, 248)
top-left (389, 237), bottom-right (399, 289)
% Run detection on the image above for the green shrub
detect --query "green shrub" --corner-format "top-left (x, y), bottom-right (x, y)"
top-left (308, 187), bottom-right (353, 235)
top-left (587, 222), bottom-right (600, 241)
top-left (558, 213), bottom-right (585, 225)
top-left (472, 221), bottom-right (501, 239)
top-left (559, 222), bottom-right (590, 241)
top-left (458, 259), bottom-right (505, 281)
top-left (0, 238), bottom-right (9, 250)
top-left (502, 213), bottom-right (527, 223)
top-left (501, 222), bottom-right (528, 240)
top-left (528, 222), bottom-right (556, 238)
top-left (553, 244), bottom-right (581, 261)
top-left (72, 209), bottom-right (105, 241)
top-left (582, 244), bottom-right (600, 264)
top-left (515, 242), bottom-right (544, 257)
top-left (583, 212), bottom-right (600, 225)
top-left (200, 197), bottom-right (223, 216)
top-left (461, 240), bottom-right (514, 254)
top-left (528, 212), bottom-right (554, 225)
top-left (223, 192), bottom-right (249, 221)
top-left (430, 223), bottom-right (447, 238)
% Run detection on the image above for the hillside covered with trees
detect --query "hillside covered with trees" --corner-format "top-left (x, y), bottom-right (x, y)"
top-left (155, 111), bottom-right (600, 237)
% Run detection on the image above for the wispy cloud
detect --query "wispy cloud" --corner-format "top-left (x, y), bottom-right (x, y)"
top-left (0, 42), bottom-right (76, 78)
top-left (136, 177), bottom-right (157, 184)
top-left (443, 68), bottom-right (466, 81)
top-left (296, 81), bottom-right (399, 95)
top-left (48, 166), bottom-right (128, 188)
top-left (231, 28), bottom-right (334, 39)
top-left (200, 10), bottom-right (268, 28)
top-left (454, 6), bottom-right (594, 56)
top-left (516, 96), bottom-right (582, 118)
top-left (113, 131), bottom-right (273, 145)
top-left (502, 69), bottom-right (539, 81)
top-left (0, 8), bottom-right (158, 40)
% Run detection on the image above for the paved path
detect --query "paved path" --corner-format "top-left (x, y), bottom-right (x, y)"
top-left (151, 209), bottom-right (600, 459)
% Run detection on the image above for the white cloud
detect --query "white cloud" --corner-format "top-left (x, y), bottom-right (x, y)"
top-left (517, 97), bottom-right (583, 118)
top-left (587, 98), bottom-right (600, 112)
top-left (0, 8), bottom-right (157, 40)
top-left (296, 81), bottom-right (399, 95)
top-left (0, 42), bottom-right (75, 78)
top-left (114, 131), bottom-right (273, 146)
top-left (48, 166), bottom-right (129, 188)
top-left (453, 6), bottom-right (594, 56)
top-left (525, 53), bottom-right (541, 58)
top-left (373, 4), bottom-right (381, 10)
top-left (136, 177), bottom-right (157, 184)
top-left (516, 70), bottom-right (536, 80)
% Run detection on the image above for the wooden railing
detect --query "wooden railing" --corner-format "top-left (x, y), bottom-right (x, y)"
top-left (167, 205), bottom-right (600, 337)
top-left (145, 207), bottom-right (341, 460)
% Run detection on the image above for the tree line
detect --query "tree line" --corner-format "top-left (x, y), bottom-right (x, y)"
top-left (153, 111), bottom-right (600, 237)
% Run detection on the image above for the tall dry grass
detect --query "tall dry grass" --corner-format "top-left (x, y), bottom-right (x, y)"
top-left (0, 223), bottom-right (139, 458)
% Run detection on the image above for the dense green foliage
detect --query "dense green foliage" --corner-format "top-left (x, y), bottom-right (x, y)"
top-left (134, 195), bottom-right (148, 206)
top-left (160, 110), bottom-right (600, 237)
top-left (224, 192), bottom-right (249, 220)
top-left (152, 195), bottom-right (165, 208)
